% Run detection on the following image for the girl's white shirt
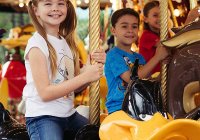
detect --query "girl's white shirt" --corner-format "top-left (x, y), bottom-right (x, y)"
top-left (23, 32), bottom-right (76, 117)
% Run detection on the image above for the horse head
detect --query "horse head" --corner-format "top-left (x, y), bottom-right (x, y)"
top-left (162, 19), bottom-right (200, 119)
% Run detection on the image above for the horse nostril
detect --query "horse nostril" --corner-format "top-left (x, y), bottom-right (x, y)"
top-left (194, 93), bottom-right (200, 107)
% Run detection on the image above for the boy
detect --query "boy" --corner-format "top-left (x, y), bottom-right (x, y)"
top-left (105, 8), bottom-right (169, 114)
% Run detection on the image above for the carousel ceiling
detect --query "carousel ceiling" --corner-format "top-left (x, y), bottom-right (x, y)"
top-left (0, 0), bottom-right (112, 13)
top-left (0, 0), bottom-right (193, 26)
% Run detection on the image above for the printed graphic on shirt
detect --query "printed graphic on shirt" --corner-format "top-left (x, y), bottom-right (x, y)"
top-left (123, 56), bottom-right (134, 68)
top-left (58, 54), bottom-right (69, 81)
top-left (54, 49), bottom-right (74, 98)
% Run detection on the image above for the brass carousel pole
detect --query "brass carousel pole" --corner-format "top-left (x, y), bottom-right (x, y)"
top-left (89, 0), bottom-right (101, 125)
top-left (160, 0), bottom-right (168, 112)
top-left (168, 0), bottom-right (178, 27)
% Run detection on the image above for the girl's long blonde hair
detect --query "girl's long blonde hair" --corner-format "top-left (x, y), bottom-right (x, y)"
top-left (27, 0), bottom-right (80, 78)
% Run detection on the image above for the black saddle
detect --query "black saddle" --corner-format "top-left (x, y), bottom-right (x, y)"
top-left (0, 102), bottom-right (29, 140)
top-left (122, 59), bottom-right (166, 121)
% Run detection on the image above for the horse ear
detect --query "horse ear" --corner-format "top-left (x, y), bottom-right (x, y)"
top-left (0, 102), bottom-right (5, 110)
top-left (130, 58), bottom-right (139, 80)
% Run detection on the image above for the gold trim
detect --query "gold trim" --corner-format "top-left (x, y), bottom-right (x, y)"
top-left (168, 0), bottom-right (179, 27)
top-left (183, 81), bottom-right (200, 113)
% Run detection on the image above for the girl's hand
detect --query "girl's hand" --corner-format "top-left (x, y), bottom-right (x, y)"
top-left (154, 45), bottom-right (170, 61)
top-left (162, 55), bottom-right (172, 65)
top-left (90, 48), bottom-right (106, 64)
top-left (154, 40), bottom-right (160, 48)
top-left (83, 63), bottom-right (104, 82)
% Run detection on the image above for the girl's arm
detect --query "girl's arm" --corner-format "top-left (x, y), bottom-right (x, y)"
top-left (28, 47), bottom-right (103, 102)
top-left (74, 48), bottom-right (106, 93)
top-left (138, 45), bottom-right (169, 79)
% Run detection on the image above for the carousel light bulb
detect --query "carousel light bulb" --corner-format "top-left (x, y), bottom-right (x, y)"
top-left (19, 2), bottom-right (24, 7)
top-left (76, 0), bottom-right (81, 5)
top-left (110, 0), bottom-right (114, 3)
top-left (174, 9), bottom-right (180, 17)
top-left (84, 0), bottom-right (89, 4)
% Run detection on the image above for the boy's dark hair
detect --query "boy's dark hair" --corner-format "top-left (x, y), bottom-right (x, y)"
top-left (143, 1), bottom-right (159, 30)
top-left (111, 8), bottom-right (140, 27)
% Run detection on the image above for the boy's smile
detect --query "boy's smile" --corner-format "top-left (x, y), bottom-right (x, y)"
top-left (111, 15), bottom-right (139, 51)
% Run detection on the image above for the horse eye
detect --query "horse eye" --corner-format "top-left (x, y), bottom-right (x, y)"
top-left (139, 114), bottom-right (153, 121)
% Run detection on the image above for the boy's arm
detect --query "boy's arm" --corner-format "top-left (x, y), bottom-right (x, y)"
top-left (120, 58), bottom-right (156, 82)
top-left (120, 70), bottom-right (131, 83)
top-left (138, 56), bottom-right (159, 79)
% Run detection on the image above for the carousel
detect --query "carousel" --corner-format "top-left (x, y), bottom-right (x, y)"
top-left (0, 0), bottom-right (200, 140)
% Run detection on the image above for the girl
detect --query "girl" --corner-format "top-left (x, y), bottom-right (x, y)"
top-left (23, 0), bottom-right (106, 140)
top-left (139, 1), bottom-right (161, 75)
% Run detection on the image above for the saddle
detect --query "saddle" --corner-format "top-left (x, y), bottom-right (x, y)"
top-left (0, 102), bottom-right (29, 140)
top-left (122, 59), bottom-right (166, 120)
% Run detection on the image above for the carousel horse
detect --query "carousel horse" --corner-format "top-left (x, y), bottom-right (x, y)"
top-left (0, 102), bottom-right (29, 140)
top-left (0, 24), bottom-right (35, 50)
top-left (162, 18), bottom-right (200, 119)
top-left (99, 58), bottom-right (200, 140)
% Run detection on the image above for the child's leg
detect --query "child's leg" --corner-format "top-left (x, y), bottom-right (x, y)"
top-left (26, 116), bottom-right (65, 140)
top-left (66, 111), bottom-right (89, 132)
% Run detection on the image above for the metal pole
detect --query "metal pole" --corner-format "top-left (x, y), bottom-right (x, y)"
top-left (160, 0), bottom-right (168, 112)
top-left (89, 0), bottom-right (100, 125)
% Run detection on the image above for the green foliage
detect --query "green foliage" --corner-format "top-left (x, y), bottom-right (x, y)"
top-left (0, 12), bottom-right (30, 64)
top-left (0, 13), bottom-right (30, 38)
top-left (77, 18), bottom-right (88, 43)
top-left (0, 47), bottom-right (6, 64)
